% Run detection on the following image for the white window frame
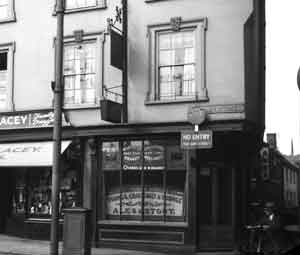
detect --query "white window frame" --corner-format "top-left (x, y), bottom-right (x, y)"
top-left (0, 42), bottom-right (15, 111)
top-left (61, 33), bottom-right (104, 109)
top-left (0, 0), bottom-right (16, 23)
top-left (146, 17), bottom-right (208, 104)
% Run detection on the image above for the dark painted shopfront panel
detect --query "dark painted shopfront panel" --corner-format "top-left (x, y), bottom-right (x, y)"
top-left (97, 135), bottom-right (194, 252)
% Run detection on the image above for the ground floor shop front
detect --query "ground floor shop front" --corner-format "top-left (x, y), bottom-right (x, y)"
top-left (0, 121), bottom-right (260, 253)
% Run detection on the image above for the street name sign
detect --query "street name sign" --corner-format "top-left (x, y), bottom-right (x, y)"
top-left (181, 130), bottom-right (213, 149)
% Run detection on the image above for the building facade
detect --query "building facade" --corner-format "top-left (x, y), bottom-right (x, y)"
top-left (0, 0), bottom-right (265, 253)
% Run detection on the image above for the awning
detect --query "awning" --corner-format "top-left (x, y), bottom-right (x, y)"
top-left (0, 141), bottom-right (71, 167)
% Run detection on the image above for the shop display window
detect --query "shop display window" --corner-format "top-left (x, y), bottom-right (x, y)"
top-left (12, 141), bottom-right (82, 219)
top-left (102, 138), bottom-right (187, 222)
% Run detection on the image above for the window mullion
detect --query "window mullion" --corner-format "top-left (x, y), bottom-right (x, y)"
top-left (120, 141), bottom-right (123, 221)
top-left (163, 142), bottom-right (167, 222)
top-left (141, 141), bottom-right (145, 221)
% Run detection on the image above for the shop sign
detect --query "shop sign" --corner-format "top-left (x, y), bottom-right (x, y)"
top-left (144, 145), bottom-right (165, 170)
top-left (0, 110), bottom-right (69, 129)
top-left (123, 142), bottom-right (143, 170)
top-left (181, 130), bottom-right (213, 149)
top-left (106, 188), bottom-right (183, 217)
top-left (0, 141), bottom-right (71, 166)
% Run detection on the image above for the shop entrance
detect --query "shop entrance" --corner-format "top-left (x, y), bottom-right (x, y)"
top-left (197, 164), bottom-right (235, 250)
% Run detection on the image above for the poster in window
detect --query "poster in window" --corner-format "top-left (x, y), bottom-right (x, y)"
top-left (123, 141), bottom-right (142, 170)
top-left (167, 144), bottom-right (186, 170)
top-left (102, 142), bottom-right (121, 170)
top-left (144, 141), bottom-right (165, 170)
top-left (106, 186), bottom-right (184, 217)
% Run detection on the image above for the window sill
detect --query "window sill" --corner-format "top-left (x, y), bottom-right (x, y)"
top-left (53, 5), bottom-right (107, 16)
top-left (63, 104), bottom-right (100, 110)
top-left (98, 220), bottom-right (188, 228)
top-left (0, 16), bottom-right (16, 24)
top-left (145, 96), bottom-right (209, 106)
top-left (25, 218), bottom-right (64, 224)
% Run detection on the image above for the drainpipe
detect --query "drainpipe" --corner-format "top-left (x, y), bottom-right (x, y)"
top-left (50, 0), bottom-right (64, 254)
top-left (253, 0), bottom-right (266, 138)
top-left (122, 0), bottom-right (128, 123)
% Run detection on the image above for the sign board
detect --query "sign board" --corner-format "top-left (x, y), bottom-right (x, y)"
top-left (110, 29), bottom-right (123, 70)
top-left (0, 110), bottom-right (69, 129)
top-left (187, 105), bottom-right (206, 125)
top-left (0, 141), bottom-right (71, 166)
top-left (106, 187), bottom-right (183, 217)
top-left (181, 130), bottom-right (213, 149)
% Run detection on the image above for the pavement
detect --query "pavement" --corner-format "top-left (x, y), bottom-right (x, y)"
top-left (0, 234), bottom-right (239, 255)
top-left (0, 234), bottom-right (167, 255)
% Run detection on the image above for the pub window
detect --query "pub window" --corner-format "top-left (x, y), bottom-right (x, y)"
top-left (102, 138), bottom-right (186, 222)
top-left (0, 0), bottom-right (15, 23)
top-left (12, 141), bottom-right (82, 218)
top-left (147, 18), bottom-right (208, 103)
top-left (0, 43), bottom-right (14, 111)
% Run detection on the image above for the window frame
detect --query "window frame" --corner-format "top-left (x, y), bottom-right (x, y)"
top-left (0, 42), bottom-right (15, 112)
top-left (100, 137), bottom-right (188, 223)
top-left (60, 32), bottom-right (105, 109)
top-left (0, 0), bottom-right (16, 24)
top-left (54, 0), bottom-right (107, 14)
top-left (146, 17), bottom-right (208, 104)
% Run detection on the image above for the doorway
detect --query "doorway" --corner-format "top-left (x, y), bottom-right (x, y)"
top-left (197, 164), bottom-right (235, 250)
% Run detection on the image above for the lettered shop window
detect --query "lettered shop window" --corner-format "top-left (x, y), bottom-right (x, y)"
top-left (147, 18), bottom-right (208, 103)
top-left (65, 0), bottom-right (106, 11)
top-left (101, 138), bottom-right (186, 222)
top-left (0, 43), bottom-right (14, 111)
top-left (63, 40), bottom-right (99, 107)
top-left (0, 0), bottom-right (15, 22)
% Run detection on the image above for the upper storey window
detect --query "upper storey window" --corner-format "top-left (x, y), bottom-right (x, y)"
top-left (61, 32), bottom-right (104, 109)
top-left (158, 30), bottom-right (196, 100)
top-left (0, 43), bottom-right (15, 111)
top-left (146, 17), bottom-right (208, 104)
top-left (0, 0), bottom-right (15, 23)
top-left (64, 42), bottom-right (97, 106)
top-left (65, 0), bottom-right (106, 12)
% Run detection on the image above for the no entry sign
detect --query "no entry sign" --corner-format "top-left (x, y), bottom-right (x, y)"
top-left (181, 130), bottom-right (213, 149)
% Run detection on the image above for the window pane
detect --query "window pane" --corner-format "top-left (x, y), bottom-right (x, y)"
top-left (159, 50), bottom-right (173, 66)
top-left (102, 142), bottom-right (121, 170)
top-left (174, 48), bottom-right (185, 65)
top-left (166, 144), bottom-right (185, 170)
top-left (0, 52), bottom-right (7, 70)
top-left (144, 140), bottom-right (165, 170)
top-left (172, 33), bottom-right (184, 49)
top-left (121, 171), bottom-right (142, 220)
top-left (160, 67), bottom-right (171, 83)
top-left (183, 31), bottom-right (195, 48)
top-left (166, 171), bottom-right (185, 220)
top-left (184, 47), bottom-right (195, 63)
top-left (105, 171), bottom-right (120, 219)
top-left (123, 141), bottom-right (143, 170)
top-left (159, 34), bottom-right (171, 49)
top-left (66, 0), bottom-right (99, 9)
top-left (64, 60), bottom-right (75, 75)
top-left (144, 171), bottom-right (164, 220)
top-left (0, 1), bottom-right (8, 20)
top-left (0, 71), bottom-right (8, 109)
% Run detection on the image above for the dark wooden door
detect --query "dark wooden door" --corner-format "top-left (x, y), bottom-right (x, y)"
top-left (197, 165), bottom-right (235, 250)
